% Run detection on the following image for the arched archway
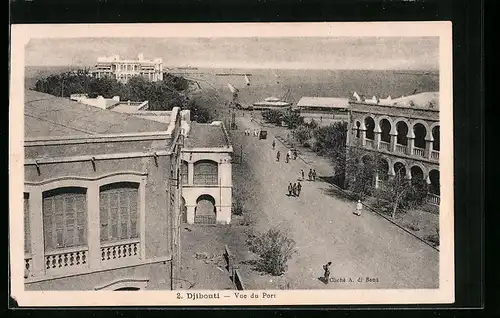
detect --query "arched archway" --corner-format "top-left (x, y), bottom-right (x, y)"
top-left (355, 121), bottom-right (361, 139)
top-left (195, 194), bottom-right (217, 224)
top-left (429, 169), bottom-right (440, 195)
top-left (396, 121), bottom-right (409, 146)
top-left (181, 197), bottom-right (187, 223)
top-left (413, 123), bottom-right (427, 151)
top-left (394, 162), bottom-right (406, 179)
top-left (380, 118), bottom-right (391, 143)
top-left (432, 125), bottom-right (440, 151)
top-left (364, 117), bottom-right (375, 140)
top-left (410, 165), bottom-right (424, 180)
top-left (377, 158), bottom-right (390, 182)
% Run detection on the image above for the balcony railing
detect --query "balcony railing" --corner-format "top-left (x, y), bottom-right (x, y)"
top-left (395, 144), bottom-right (407, 154)
top-left (25, 254), bottom-right (32, 277)
top-left (379, 141), bottom-right (390, 151)
top-left (101, 239), bottom-right (140, 264)
top-left (45, 246), bottom-right (89, 273)
top-left (427, 193), bottom-right (440, 206)
top-left (413, 147), bottom-right (425, 157)
top-left (194, 215), bottom-right (217, 225)
top-left (365, 139), bottom-right (374, 149)
top-left (431, 150), bottom-right (440, 160)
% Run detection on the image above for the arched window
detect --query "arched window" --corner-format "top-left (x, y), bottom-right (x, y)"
top-left (193, 160), bottom-right (218, 185)
top-left (432, 126), bottom-right (440, 151)
top-left (24, 193), bottom-right (30, 254)
top-left (43, 187), bottom-right (87, 251)
top-left (99, 182), bottom-right (139, 243)
top-left (396, 121), bottom-right (409, 146)
top-left (380, 119), bottom-right (391, 143)
top-left (413, 123), bottom-right (427, 149)
top-left (355, 122), bottom-right (361, 138)
top-left (181, 161), bottom-right (189, 184)
top-left (364, 117), bottom-right (375, 140)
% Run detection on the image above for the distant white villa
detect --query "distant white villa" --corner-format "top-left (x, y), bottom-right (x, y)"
top-left (92, 53), bottom-right (163, 83)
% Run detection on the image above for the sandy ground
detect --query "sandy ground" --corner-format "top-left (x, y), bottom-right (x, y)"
top-left (227, 113), bottom-right (439, 290)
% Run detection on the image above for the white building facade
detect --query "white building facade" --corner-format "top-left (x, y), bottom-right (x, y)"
top-left (93, 53), bottom-right (163, 83)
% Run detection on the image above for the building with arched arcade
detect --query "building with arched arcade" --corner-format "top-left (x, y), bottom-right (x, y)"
top-left (346, 92), bottom-right (440, 206)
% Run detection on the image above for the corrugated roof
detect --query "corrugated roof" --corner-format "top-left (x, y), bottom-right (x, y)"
top-left (24, 90), bottom-right (167, 138)
top-left (297, 97), bottom-right (349, 108)
top-left (184, 122), bottom-right (229, 148)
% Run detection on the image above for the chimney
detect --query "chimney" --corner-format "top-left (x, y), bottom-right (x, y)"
top-left (138, 53), bottom-right (144, 61)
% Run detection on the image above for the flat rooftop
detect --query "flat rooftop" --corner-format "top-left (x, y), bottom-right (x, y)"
top-left (184, 122), bottom-right (230, 149)
top-left (24, 90), bottom-right (167, 139)
top-left (297, 97), bottom-right (350, 109)
top-left (351, 92), bottom-right (439, 110)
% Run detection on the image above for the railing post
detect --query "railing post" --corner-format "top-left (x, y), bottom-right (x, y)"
top-left (390, 133), bottom-right (397, 153)
top-left (407, 136), bottom-right (415, 156)
top-left (374, 128), bottom-right (381, 150)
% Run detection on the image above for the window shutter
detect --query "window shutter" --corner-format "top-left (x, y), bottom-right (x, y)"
top-left (100, 192), bottom-right (109, 242)
top-left (24, 193), bottom-right (30, 254)
top-left (110, 193), bottom-right (119, 240)
top-left (43, 188), bottom-right (87, 251)
top-left (75, 194), bottom-right (86, 245)
top-left (43, 197), bottom-right (53, 250)
top-left (119, 190), bottom-right (129, 240)
top-left (100, 183), bottom-right (139, 243)
top-left (130, 191), bottom-right (138, 238)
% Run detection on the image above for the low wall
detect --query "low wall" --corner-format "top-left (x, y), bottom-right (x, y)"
top-left (223, 245), bottom-right (245, 290)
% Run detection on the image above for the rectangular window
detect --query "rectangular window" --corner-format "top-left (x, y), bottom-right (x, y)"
top-left (24, 193), bottom-right (30, 254)
top-left (42, 188), bottom-right (87, 251)
top-left (100, 183), bottom-right (139, 243)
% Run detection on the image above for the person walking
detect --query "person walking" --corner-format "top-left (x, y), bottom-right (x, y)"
top-left (312, 169), bottom-right (317, 181)
top-left (308, 169), bottom-right (313, 181)
top-left (323, 261), bottom-right (332, 284)
top-left (300, 169), bottom-right (305, 181)
top-left (272, 140), bottom-right (276, 150)
top-left (288, 182), bottom-right (293, 196)
top-left (285, 152), bottom-right (290, 163)
top-left (292, 183), bottom-right (298, 197)
top-left (297, 181), bottom-right (302, 197)
top-left (355, 200), bottom-right (363, 216)
top-left (276, 150), bottom-right (281, 162)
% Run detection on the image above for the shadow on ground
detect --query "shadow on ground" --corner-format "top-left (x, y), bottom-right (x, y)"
top-left (320, 187), bottom-right (353, 202)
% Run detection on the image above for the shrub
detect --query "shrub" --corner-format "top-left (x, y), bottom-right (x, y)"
top-left (232, 199), bottom-right (244, 216)
top-left (292, 125), bottom-right (312, 146)
top-left (262, 109), bottom-right (284, 125)
top-left (247, 228), bottom-right (297, 276)
top-left (282, 110), bottom-right (304, 129)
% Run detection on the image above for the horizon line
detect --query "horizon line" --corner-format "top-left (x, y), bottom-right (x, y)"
top-left (25, 64), bottom-right (440, 72)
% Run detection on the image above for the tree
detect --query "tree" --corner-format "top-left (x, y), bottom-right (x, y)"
top-left (376, 167), bottom-right (429, 219)
top-left (282, 110), bottom-right (303, 129)
top-left (247, 228), bottom-right (297, 276)
top-left (292, 125), bottom-right (312, 146)
top-left (311, 122), bottom-right (347, 156)
top-left (262, 109), bottom-right (284, 126)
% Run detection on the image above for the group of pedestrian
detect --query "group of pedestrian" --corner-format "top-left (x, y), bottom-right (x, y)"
top-left (307, 168), bottom-right (317, 181)
top-left (282, 149), bottom-right (297, 163)
top-left (245, 128), bottom-right (260, 137)
top-left (287, 181), bottom-right (302, 197)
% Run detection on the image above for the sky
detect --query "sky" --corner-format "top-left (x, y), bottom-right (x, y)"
top-left (25, 37), bottom-right (439, 70)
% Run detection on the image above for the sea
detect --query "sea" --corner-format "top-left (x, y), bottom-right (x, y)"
top-left (24, 66), bottom-right (439, 106)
